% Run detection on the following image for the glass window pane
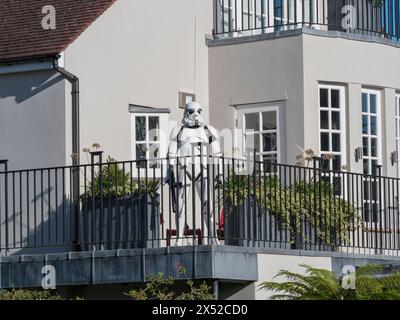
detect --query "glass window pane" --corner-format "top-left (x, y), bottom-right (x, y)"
top-left (321, 133), bottom-right (330, 151)
top-left (262, 133), bottom-right (277, 152)
top-left (363, 181), bottom-right (370, 200)
top-left (262, 111), bottom-right (277, 130)
top-left (320, 88), bottom-right (328, 108)
top-left (370, 116), bottom-right (377, 135)
top-left (362, 93), bottom-right (368, 113)
top-left (363, 159), bottom-right (369, 175)
top-left (371, 160), bottom-right (378, 173)
top-left (332, 133), bottom-right (340, 152)
top-left (263, 154), bottom-right (277, 165)
top-left (331, 89), bottom-right (340, 108)
top-left (149, 117), bottom-right (160, 142)
top-left (362, 115), bottom-right (369, 134)
top-left (320, 111), bottom-right (329, 129)
top-left (363, 137), bottom-right (369, 156)
top-left (135, 116), bottom-right (146, 141)
top-left (136, 144), bottom-right (147, 168)
top-left (245, 133), bottom-right (259, 152)
top-left (331, 112), bottom-right (340, 130)
top-left (370, 94), bottom-right (377, 114)
top-left (149, 144), bottom-right (160, 168)
top-left (371, 138), bottom-right (377, 157)
top-left (321, 155), bottom-right (330, 170)
top-left (333, 155), bottom-right (341, 171)
top-left (245, 113), bottom-right (259, 132)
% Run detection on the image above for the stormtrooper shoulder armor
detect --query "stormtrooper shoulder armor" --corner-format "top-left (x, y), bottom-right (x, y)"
top-left (169, 126), bottom-right (183, 141)
top-left (205, 125), bottom-right (219, 141)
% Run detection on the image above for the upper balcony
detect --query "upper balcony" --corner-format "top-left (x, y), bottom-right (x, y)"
top-left (212, 0), bottom-right (400, 43)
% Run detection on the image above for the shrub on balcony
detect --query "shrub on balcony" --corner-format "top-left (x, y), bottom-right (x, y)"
top-left (80, 156), bottom-right (160, 200)
top-left (220, 172), bottom-right (361, 247)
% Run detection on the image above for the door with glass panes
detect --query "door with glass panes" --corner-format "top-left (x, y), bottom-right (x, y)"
top-left (362, 89), bottom-right (382, 224)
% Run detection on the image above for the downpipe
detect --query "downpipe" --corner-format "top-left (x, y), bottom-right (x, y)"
top-left (53, 60), bottom-right (81, 250)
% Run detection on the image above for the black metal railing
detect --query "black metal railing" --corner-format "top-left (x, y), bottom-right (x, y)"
top-left (213, 0), bottom-right (400, 41)
top-left (0, 155), bottom-right (400, 256)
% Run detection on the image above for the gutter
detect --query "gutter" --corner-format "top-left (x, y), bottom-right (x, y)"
top-left (0, 54), bottom-right (60, 66)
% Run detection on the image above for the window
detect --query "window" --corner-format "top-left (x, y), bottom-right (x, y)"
top-left (319, 85), bottom-right (346, 172)
top-left (238, 104), bottom-right (282, 165)
top-left (361, 89), bottom-right (382, 223)
top-left (179, 92), bottom-right (196, 109)
top-left (131, 112), bottom-right (169, 173)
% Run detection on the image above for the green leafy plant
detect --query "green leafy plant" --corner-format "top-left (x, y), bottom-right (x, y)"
top-left (260, 264), bottom-right (400, 300)
top-left (370, 0), bottom-right (384, 7)
top-left (81, 156), bottom-right (160, 200)
top-left (219, 171), bottom-right (360, 247)
top-left (0, 289), bottom-right (64, 300)
top-left (126, 263), bottom-right (213, 300)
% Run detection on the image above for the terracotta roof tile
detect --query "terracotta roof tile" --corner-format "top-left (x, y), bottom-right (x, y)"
top-left (0, 0), bottom-right (117, 62)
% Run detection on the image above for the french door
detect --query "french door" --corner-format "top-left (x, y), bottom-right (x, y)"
top-left (362, 89), bottom-right (382, 224)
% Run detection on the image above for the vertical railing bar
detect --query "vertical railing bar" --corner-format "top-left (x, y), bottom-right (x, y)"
top-left (12, 172), bottom-right (16, 249)
top-left (55, 168), bottom-right (58, 245)
top-left (41, 170), bottom-right (44, 246)
top-left (48, 169), bottom-right (51, 246)
top-left (160, 161), bottom-right (164, 241)
top-left (26, 171), bottom-right (30, 248)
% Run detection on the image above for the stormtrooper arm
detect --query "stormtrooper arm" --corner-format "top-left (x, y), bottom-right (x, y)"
top-left (207, 126), bottom-right (222, 157)
top-left (167, 126), bottom-right (180, 166)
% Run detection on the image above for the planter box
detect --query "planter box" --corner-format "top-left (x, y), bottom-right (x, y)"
top-left (80, 194), bottom-right (160, 250)
top-left (224, 197), bottom-right (342, 250)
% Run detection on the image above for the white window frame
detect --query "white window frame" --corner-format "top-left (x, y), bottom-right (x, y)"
top-left (131, 113), bottom-right (169, 177)
top-left (237, 103), bottom-right (283, 165)
top-left (361, 88), bottom-right (382, 225)
top-left (396, 93), bottom-right (400, 178)
top-left (362, 88), bottom-right (382, 175)
top-left (318, 84), bottom-right (347, 172)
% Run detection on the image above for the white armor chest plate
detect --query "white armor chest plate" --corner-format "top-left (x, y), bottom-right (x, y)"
top-left (177, 127), bottom-right (209, 158)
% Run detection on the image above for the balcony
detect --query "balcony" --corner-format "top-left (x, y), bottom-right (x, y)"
top-left (0, 155), bottom-right (399, 256)
top-left (1, 155), bottom-right (400, 289)
top-left (213, 0), bottom-right (400, 42)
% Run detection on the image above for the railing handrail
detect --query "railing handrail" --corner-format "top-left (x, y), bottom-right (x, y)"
top-left (1, 155), bottom-right (398, 181)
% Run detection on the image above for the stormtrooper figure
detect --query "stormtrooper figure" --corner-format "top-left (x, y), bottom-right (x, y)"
top-left (167, 102), bottom-right (222, 246)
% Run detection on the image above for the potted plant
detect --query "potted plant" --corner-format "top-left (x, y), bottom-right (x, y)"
top-left (219, 169), bottom-right (360, 250)
top-left (80, 156), bottom-right (161, 250)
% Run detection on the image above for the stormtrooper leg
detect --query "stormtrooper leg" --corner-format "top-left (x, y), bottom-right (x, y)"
top-left (195, 173), bottom-right (220, 245)
top-left (174, 167), bottom-right (190, 246)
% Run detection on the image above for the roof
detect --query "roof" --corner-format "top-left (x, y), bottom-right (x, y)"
top-left (0, 0), bottom-right (117, 63)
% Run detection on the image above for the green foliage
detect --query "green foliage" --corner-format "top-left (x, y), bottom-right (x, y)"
top-left (370, 0), bottom-right (384, 7)
top-left (220, 172), bottom-right (360, 247)
top-left (260, 264), bottom-right (400, 300)
top-left (0, 289), bottom-right (63, 300)
top-left (126, 264), bottom-right (213, 300)
top-left (81, 156), bottom-right (160, 200)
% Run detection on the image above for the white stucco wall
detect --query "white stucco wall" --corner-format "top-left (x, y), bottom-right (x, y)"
top-left (255, 253), bottom-right (332, 300)
top-left (63, 0), bottom-right (213, 164)
top-left (209, 31), bottom-right (400, 175)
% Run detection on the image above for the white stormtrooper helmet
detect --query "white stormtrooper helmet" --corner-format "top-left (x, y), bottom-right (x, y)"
top-left (182, 101), bottom-right (204, 128)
